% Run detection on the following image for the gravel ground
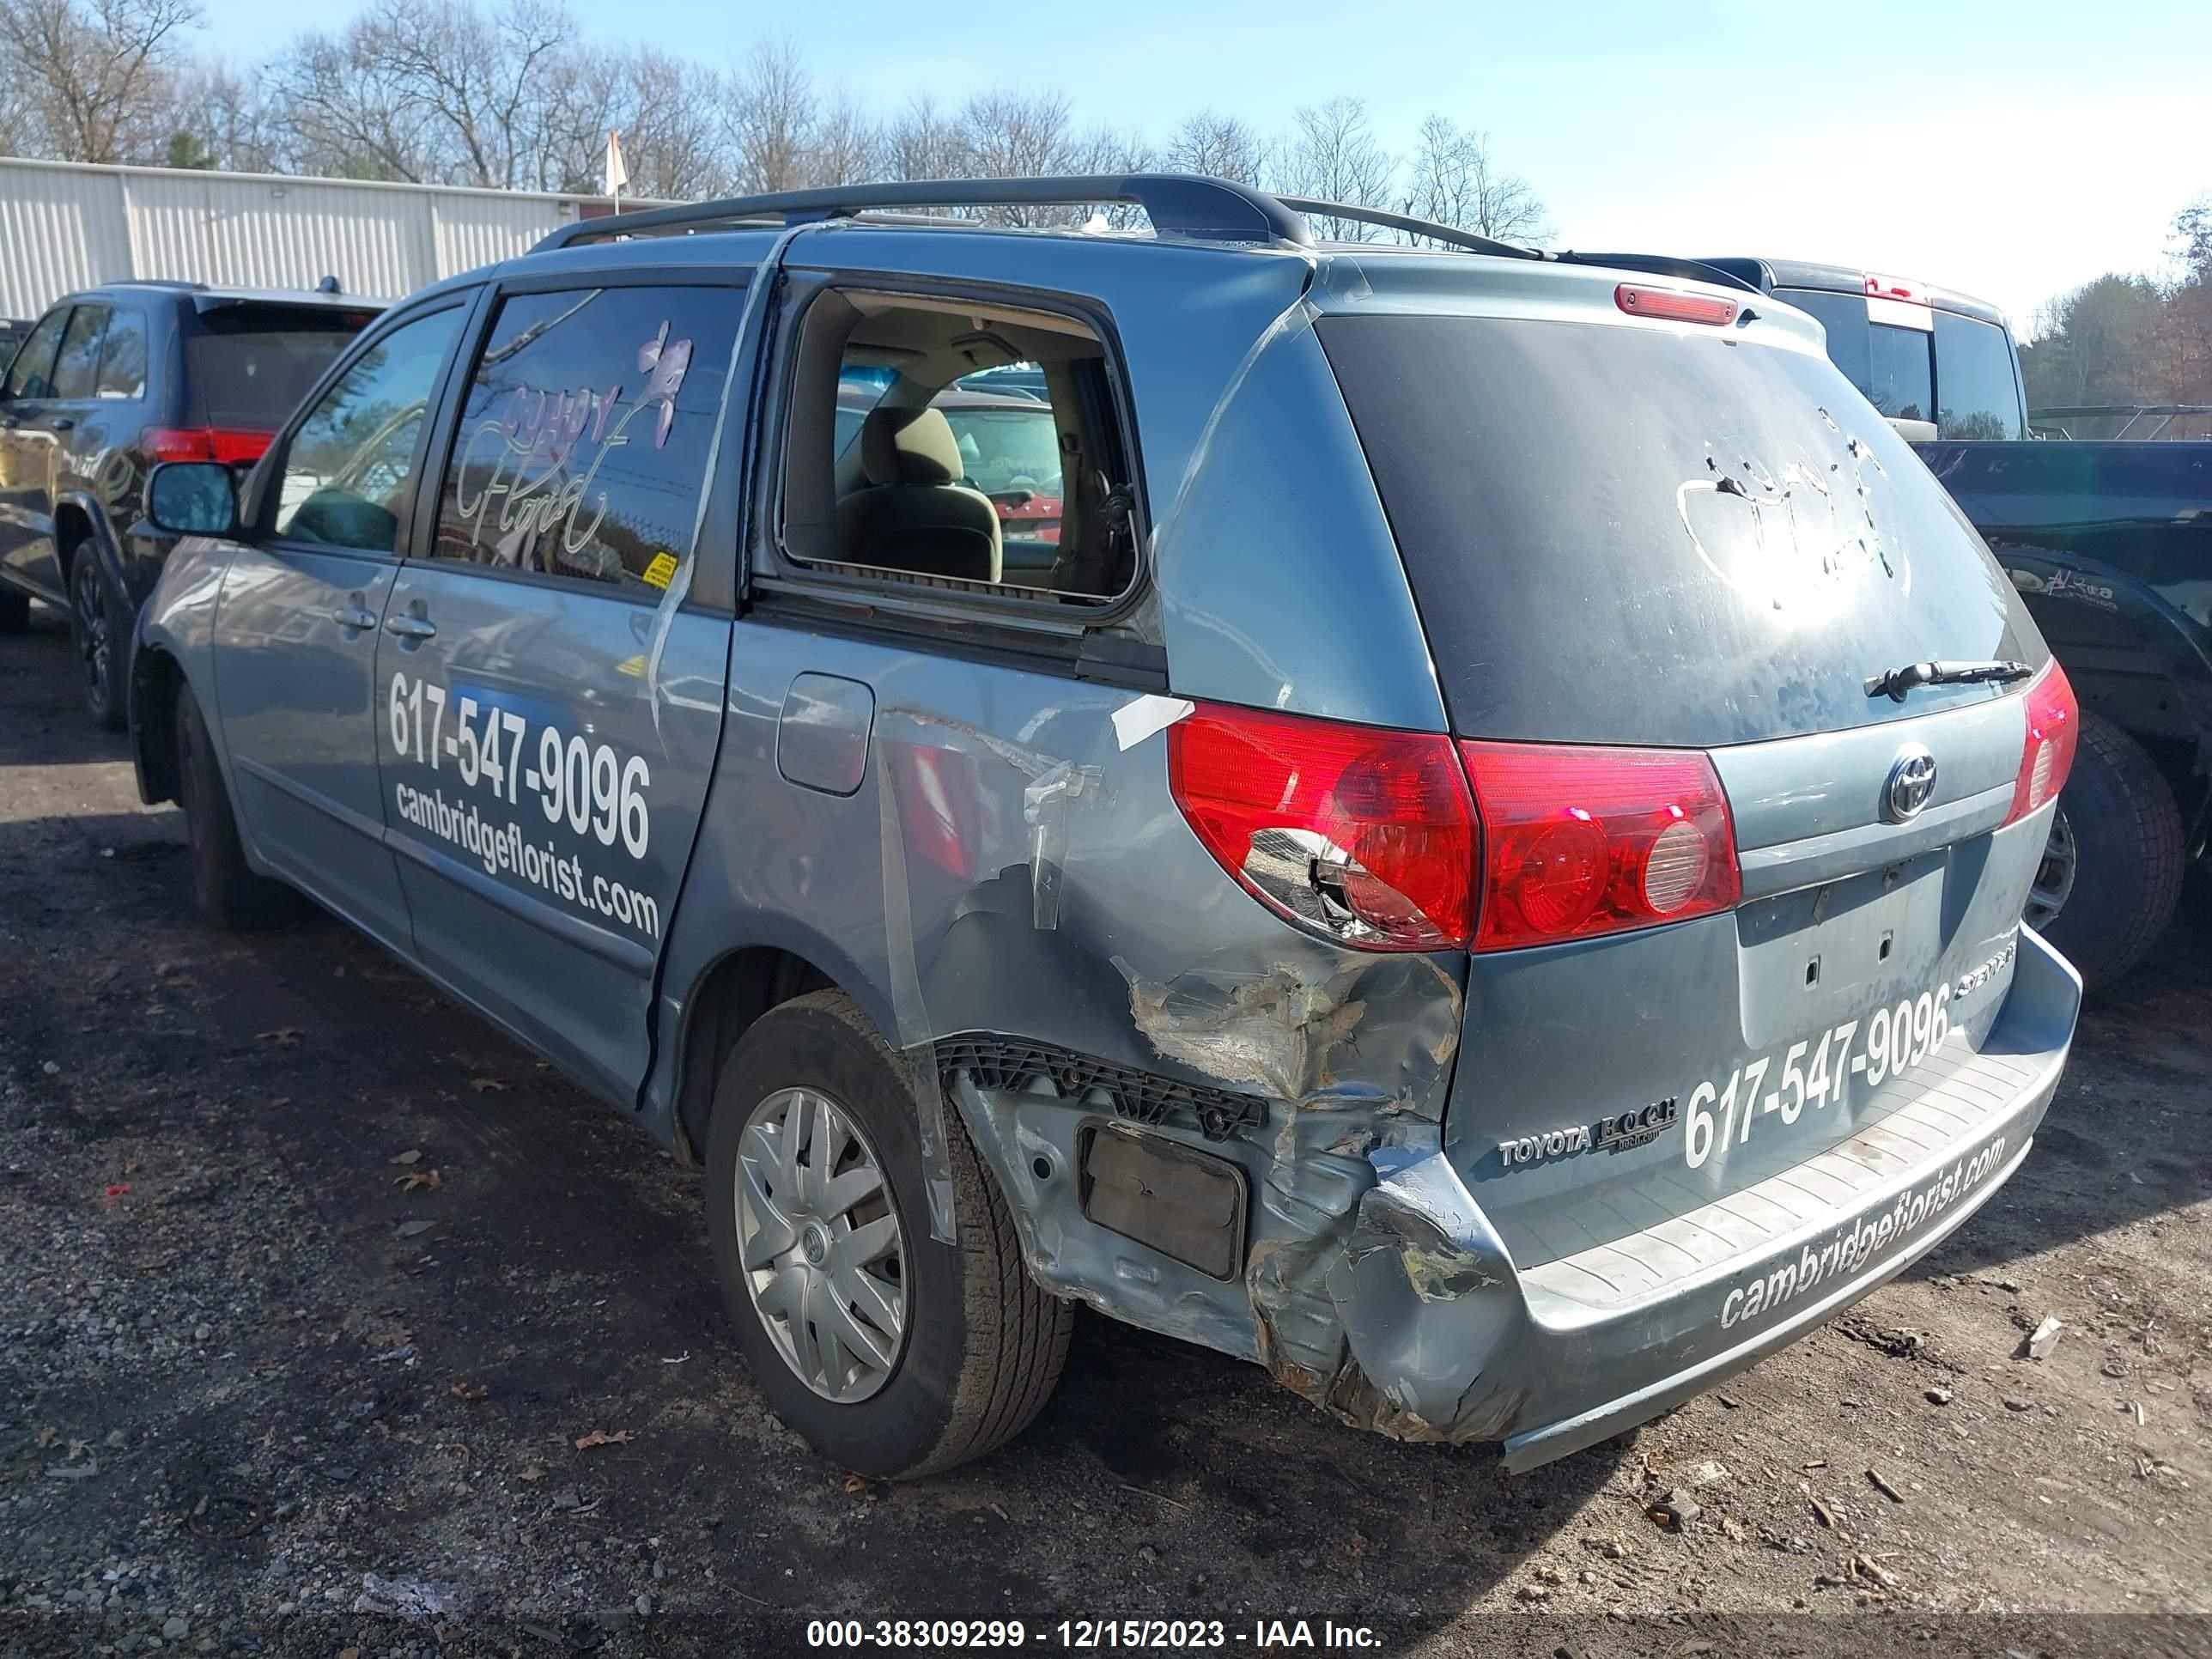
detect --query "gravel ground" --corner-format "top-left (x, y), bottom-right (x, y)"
top-left (2, 609), bottom-right (2209, 1659)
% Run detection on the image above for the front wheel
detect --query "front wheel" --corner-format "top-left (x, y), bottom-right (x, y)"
top-left (705, 990), bottom-right (1071, 1478)
top-left (2026, 709), bottom-right (2185, 991)
top-left (67, 552), bottom-right (127, 731)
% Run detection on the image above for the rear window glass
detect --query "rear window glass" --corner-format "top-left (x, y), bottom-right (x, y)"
top-left (1780, 288), bottom-right (1936, 424)
top-left (1934, 312), bottom-right (2024, 440)
top-left (187, 305), bottom-right (378, 427)
top-left (1318, 313), bottom-right (2045, 747)
top-left (1866, 322), bottom-right (1933, 423)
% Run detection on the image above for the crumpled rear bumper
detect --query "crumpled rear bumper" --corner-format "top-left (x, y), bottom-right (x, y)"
top-left (1324, 926), bottom-right (2081, 1471)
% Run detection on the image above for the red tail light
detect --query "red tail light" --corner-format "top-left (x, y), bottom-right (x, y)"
top-left (1459, 742), bottom-right (1741, 952)
top-left (2005, 659), bottom-right (2078, 825)
top-left (1167, 704), bottom-right (1478, 951)
top-left (142, 426), bottom-right (275, 466)
top-left (1615, 283), bottom-right (1739, 327)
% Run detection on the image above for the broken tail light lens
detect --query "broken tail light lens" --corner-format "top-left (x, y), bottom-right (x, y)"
top-left (1459, 741), bottom-right (1741, 952)
top-left (1168, 704), bottom-right (1479, 951)
top-left (1614, 283), bottom-right (1739, 327)
top-left (142, 426), bottom-right (276, 466)
top-left (2004, 659), bottom-right (2078, 826)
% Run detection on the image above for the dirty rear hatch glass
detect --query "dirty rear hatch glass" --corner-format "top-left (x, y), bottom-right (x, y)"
top-left (185, 303), bottom-right (379, 428)
top-left (1317, 313), bottom-right (2045, 747)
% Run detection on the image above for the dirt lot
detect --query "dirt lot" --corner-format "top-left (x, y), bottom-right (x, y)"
top-left (2, 609), bottom-right (2209, 1659)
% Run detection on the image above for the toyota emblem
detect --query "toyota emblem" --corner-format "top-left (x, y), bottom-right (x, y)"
top-left (1884, 745), bottom-right (1939, 823)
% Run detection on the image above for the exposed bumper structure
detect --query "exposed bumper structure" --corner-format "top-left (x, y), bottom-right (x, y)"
top-left (1326, 927), bottom-right (2081, 1471)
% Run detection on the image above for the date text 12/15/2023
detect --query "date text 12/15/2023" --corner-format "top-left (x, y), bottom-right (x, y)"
top-left (805, 1619), bottom-right (1386, 1650)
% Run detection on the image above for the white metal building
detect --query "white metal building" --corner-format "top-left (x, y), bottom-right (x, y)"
top-left (0, 157), bottom-right (658, 318)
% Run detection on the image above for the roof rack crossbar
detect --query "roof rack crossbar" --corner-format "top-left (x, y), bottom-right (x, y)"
top-left (1272, 197), bottom-right (1543, 261)
top-left (532, 174), bottom-right (1312, 252)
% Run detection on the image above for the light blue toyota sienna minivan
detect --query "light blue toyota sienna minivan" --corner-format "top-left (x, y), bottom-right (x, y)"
top-left (129, 175), bottom-right (2081, 1479)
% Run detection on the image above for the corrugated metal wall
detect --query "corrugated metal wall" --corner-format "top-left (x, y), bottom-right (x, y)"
top-left (0, 159), bottom-right (647, 317)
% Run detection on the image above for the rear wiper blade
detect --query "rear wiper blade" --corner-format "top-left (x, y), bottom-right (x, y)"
top-left (1863, 659), bottom-right (2035, 702)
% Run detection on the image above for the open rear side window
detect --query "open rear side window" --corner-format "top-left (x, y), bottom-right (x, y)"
top-left (779, 291), bottom-right (1139, 605)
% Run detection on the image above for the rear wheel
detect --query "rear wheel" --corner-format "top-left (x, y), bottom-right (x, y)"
top-left (0, 585), bottom-right (28, 634)
top-left (705, 990), bottom-right (1071, 1478)
top-left (2027, 709), bottom-right (2185, 991)
top-left (175, 686), bottom-right (290, 929)
top-left (67, 550), bottom-right (127, 731)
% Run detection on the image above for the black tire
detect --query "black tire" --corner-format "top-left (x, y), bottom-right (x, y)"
top-left (0, 585), bottom-right (28, 633)
top-left (705, 990), bottom-right (1071, 1478)
top-left (175, 686), bottom-right (290, 929)
top-left (2032, 709), bottom-right (2185, 992)
top-left (66, 550), bottom-right (127, 732)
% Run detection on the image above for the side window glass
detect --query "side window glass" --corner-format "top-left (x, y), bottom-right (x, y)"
top-left (1780, 289), bottom-right (1871, 399)
top-left (50, 306), bottom-right (109, 401)
top-left (782, 293), bottom-right (1138, 603)
top-left (1865, 323), bottom-right (1933, 423)
top-left (430, 285), bottom-right (738, 594)
top-left (273, 308), bottom-right (465, 556)
top-left (1933, 312), bottom-right (2024, 441)
top-left (94, 308), bottom-right (148, 401)
top-left (3, 308), bottom-right (69, 399)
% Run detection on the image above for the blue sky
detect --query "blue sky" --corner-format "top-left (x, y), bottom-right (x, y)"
top-left (196, 0), bottom-right (2208, 334)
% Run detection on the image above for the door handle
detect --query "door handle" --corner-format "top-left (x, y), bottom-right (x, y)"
top-left (383, 615), bottom-right (436, 641)
top-left (48, 417), bottom-right (74, 432)
top-left (330, 605), bottom-right (378, 631)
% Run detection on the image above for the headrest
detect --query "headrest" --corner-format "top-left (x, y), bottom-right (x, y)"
top-left (860, 406), bottom-right (965, 488)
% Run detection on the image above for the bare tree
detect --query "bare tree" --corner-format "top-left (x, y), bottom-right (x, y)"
top-left (881, 95), bottom-right (969, 183)
top-left (810, 89), bottom-right (879, 187)
top-left (267, 22), bottom-right (443, 181)
top-left (164, 58), bottom-right (285, 173)
top-left (1274, 97), bottom-right (1393, 239)
top-left (0, 0), bottom-right (203, 164)
top-left (1163, 110), bottom-right (1266, 185)
top-left (1403, 112), bottom-right (1549, 245)
top-left (726, 35), bottom-right (814, 194)
top-left (267, 0), bottom-right (578, 188)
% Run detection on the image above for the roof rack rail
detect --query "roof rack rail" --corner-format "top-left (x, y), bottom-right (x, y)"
top-left (1551, 252), bottom-right (1762, 293)
top-left (1272, 198), bottom-right (1543, 261)
top-left (532, 174), bottom-right (1311, 252)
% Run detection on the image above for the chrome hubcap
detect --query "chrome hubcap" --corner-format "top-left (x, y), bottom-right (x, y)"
top-left (734, 1086), bottom-right (907, 1403)
top-left (2025, 808), bottom-right (2076, 929)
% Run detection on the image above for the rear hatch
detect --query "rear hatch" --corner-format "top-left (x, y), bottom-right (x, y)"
top-left (1318, 294), bottom-right (2063, 1270)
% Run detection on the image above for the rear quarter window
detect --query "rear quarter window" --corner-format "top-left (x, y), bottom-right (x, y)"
top-left (1319, 312), bottom-right (2045, 747)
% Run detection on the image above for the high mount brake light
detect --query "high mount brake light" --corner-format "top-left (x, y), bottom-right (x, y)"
top-left (1614, 283), bottom-right (1739, 327)
top-left (1863, 272), bottom-right (1928, 305)
top-left (1167, 704), bottom-right (1478, 951)
top-left (1459, 741), bottom-right (1741, 952)
top-left (1167, 704), bottom-right (1745, 955)
top-left (142, 426), bottom-right (275, 466)
top-left (2005, 659), bottom-right (2078, 826)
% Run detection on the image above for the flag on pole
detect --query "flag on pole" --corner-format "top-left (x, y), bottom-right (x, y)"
top-left (603, 130), bottom-right (629, 206)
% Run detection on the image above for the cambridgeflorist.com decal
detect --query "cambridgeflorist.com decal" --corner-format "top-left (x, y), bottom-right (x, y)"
top-left (451, 316), bottom-right (693, 586)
